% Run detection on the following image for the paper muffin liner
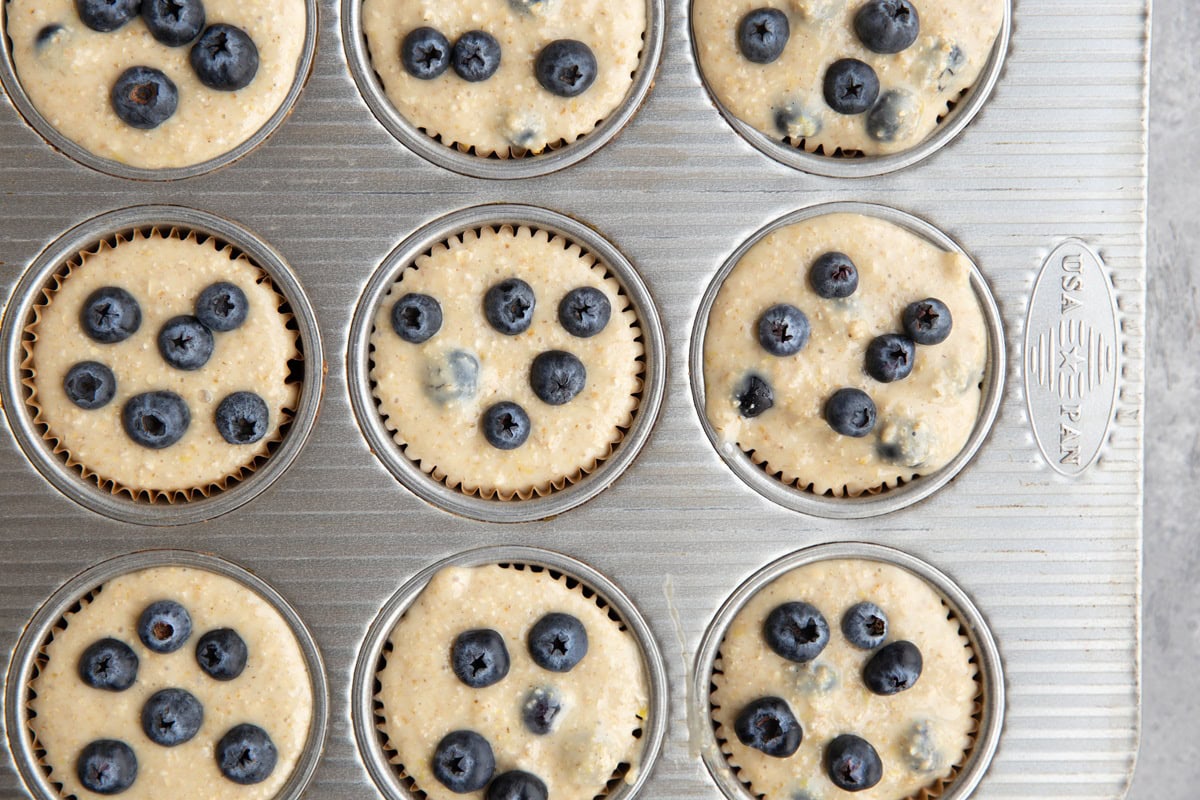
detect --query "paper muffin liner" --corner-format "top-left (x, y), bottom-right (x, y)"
top-left (18, 226), bottom-right (304, 505)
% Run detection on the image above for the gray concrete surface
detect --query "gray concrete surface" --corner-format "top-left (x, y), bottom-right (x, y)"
top-left (1126, 0), bottom-right (1200, 796)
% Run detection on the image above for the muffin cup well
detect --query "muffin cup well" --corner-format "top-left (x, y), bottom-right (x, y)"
top-left (693, 542), bottom-right (1004, 800)
top-left (689, 201), bottom-right (1005, 519)
top-left (352, 545), bottom-right (669, 800)
top-left (0, 205), bottom-right (324, 526)
top-left (347, 204), bottom-right (665, 523)
top-left (3, 549), bottom-right (330, 800)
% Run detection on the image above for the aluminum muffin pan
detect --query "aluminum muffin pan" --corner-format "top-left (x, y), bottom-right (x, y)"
top-left (3, 549), bottom-right (330, 800)
top-left (689, 201), bottom-right (1005, 519)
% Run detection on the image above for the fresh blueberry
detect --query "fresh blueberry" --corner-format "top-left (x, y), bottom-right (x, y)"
top-left (426, 350), bottom-right (479, 404)
top-left (865, 334), bottom-right (916, 383)
top-left (823, 58), bottom-right (879, 115)
top-left (864, 640), bottom-right (923, 695)
top-left (794, 662), bottom-right (839, 694)
top-left (76, 0), bottom-right (140, 32)
top-left (735, 374), bottom-right (773, 418)
top-left (841, 602), bottom-right (888, 650)
top-left (481, 402), bottom-right (531, 450)
top-left (737, 8), bottom-right (789, 64)
top-left (64, 361), bottom-right (117, 410)
top-left (876, 417), bottom-right (932, 467)
top-left (535, 40), bottom-right (597, 97)
top-left (903, 297), bottom-right (953, 345)
top-left (36, 25), bottom-right (64, 47)
top-left (854, 0), bottom-right (920, 54)
top-left (195, 282), bottom-right (248, 332)
top-left (214, 391), bottom-right (269, 445)
top-left (195, 628), bottom-right (248, 680)
top-left (733, 696), bottom-right (802, 757)
top-left (558, 286), bottom-right (610, 338)
top-left (123, 392), bottom-right (190, 449)
top-left (773, 103), bottom-right (821, 139)
top-left (867, 89), bottom-right (920, 143)
top-left (809, 252), bottom-right (859, 299)
top-left (764, 601), bottom-right (829, 663)
top-left (432, 730), bottom-right (495, 793)
top-left (484, 278), bottom-right (535, 335)
top-left (452, 629), bottom-right (510, 688)
top-left (522, 687), bottom-right (563, 735)
top-left (757, 304), bottom-right (809, 356)
top-left (509, 0), bottom-right (547, 13)
top-left (904, 720), bottom-right (941, 772)
top-left (216, 724), bottom-right (277, 784)
top-left (528, 612), bottom-right (588, 672)
top-left (137, 599), bottom-right (192, 653)
top-left (142, 0), bottom-right (205, 46)
top-left (391, 293), bottom-right (443, 343)
top-left (826, 734), bottom-right (883, 791)
top-left (157, 315), bottom-right (214, 370)
top-left (78, 638), bottom-right (138, 691)
top-left (402, 27), bottom-right (451, 80)
top-left (141, 688), bottom-right (203, 747)
top-left (190, 24), bottom-right (259, 91)
top-left (111, 66), bottom-right (178, 129)
top-left (935, 43), bottom-right (965, 91)
top-left (77, 740), bottom-right (138, 795)
top-left (530, 350), bottom-right (586, 406)
top-left (487, 770), bottom-right (548, 800)
top-left (81, 287), bottom-right (141, 343)
top-left (452, 30), bottom-right (501, 82)
top-left (824, 388), bottom-right (876, 437)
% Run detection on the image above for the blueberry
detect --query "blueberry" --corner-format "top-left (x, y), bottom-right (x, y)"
top-left (737, 8), bottom-right (790, 64)
top-left (64, 361), bottom-right (117, 410)
top-left (904, 721), bottom-right (941, 772)
top-left (481, 402), bottom-right (531, 450)
top-left (452, 629), bottom-right (510, 688)
top-left (558, 287), bottom-right (610, 338)
top-left (391, 293), bottom-right (443, 343)
top-left (487, 770), bottom-right (548, 800)
top-left (76, 0), bottom-right (140, 32)
top-left (157, 315), bottom-right (213, 370)
top-left (826, 734), bottom-right (883, 791)
top-left (757, 304), bottom-right (809, 357)
top-left (142, 0), bottom-right (205, 46)
top-left (402, 27), bottom-right (451, 80)
top-left (535, 40), bottom-right (597, 97)
top-left (77, 740), bottom-right (138, 795)
top-left (522, 687), bottom-right (563, 735)
top-left (773, 103), bottom-right (821, 139)
top-left (141, 688), bottom-right (203, 746)
top-left (824, 388), bottom-right (876, 437)
top-left (190, 24), bottom-right (259, 91)
top-left (452, 30), bottom-right (501, 82)
top-left (81, 287), bottom-right (141, 343)
top-left (216, 724), bottom-right (277, 784)
top-left (794, 661), bottom-right (839, 694)
top-left (214, 391), bottom-right (269, 445)
top-left (528, 612), bottom-right (588, 672)
top-left (865, 334), bottom-right (916, 383)
top-left (876, 418), bottom-right (932, 467)
top-left (36, 25), bottom-right (64, 47)
top-left (735, 374), bottom-right (773, 418)
top-left (903, 297), bottom-right (953, 345)
top-left (123, 392), bottom-right (190, 449)
top-left (111, 66), bottom-right (178, 130)
top-left (764, 601), bottom-right (829, 663)
top-left (530, 350), bottom-right (586, 406)
top-left (863, 640), bottom-right (923, 695)
top-left (841, 602), bottom-right (888, 650)
top-left (196, 628), bottom-right (248, 680)
top-left (854, 0), bottom-right (920, 54)
top-left (867, 89), bottom-right (920, 143)
top-left (432, 730), bottom-right (495, 793)
top-left (195, 282), bottom-right (249, 332)
top-left (823, 58), bottom-right (879, 115)
top-left (484, 278), bottom-right (535, 335)
top-left (137, 599), bottom-right (192, 653)
top-left (78, 638), bottom-right (138, 691)
top-left (426, 350), bottom-right (480, 404)
top-left (733, 696), bottom-right (802, 757)
top-left (809, 252), bottom-right (859, 299)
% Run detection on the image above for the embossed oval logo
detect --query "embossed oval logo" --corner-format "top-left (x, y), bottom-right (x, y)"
top-left (1024, 240), bottom-right (1119, 476)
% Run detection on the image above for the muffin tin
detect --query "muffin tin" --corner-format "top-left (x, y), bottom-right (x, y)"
top-left (0, 0), bottom-right (1147, 799)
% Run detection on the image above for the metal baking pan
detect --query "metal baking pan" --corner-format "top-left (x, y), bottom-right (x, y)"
top-left (0, 0), bottom-right (1147, 797)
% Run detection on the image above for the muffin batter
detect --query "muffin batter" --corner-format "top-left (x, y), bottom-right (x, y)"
top-left (28, 565), bottom-right (314, 800)
top-left (703, 212), bottom-right (987, 496)
top-left (710, 558), bottom-right (977, 800)
top-left (376, 564), bottom-right (650, 800)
